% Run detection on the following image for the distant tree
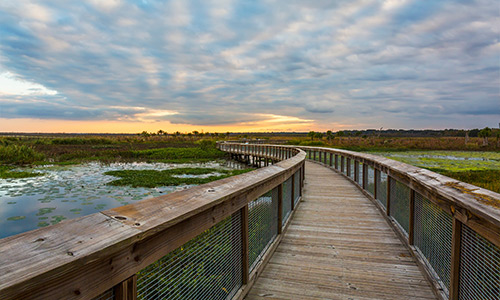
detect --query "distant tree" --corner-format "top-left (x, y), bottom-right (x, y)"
top-left (174, 131), bottom-right (181, 137)
top-left (308, 131), bottom-right (315, 141)
top-left (478, 127), bottom-right (492, 146)
top-left (469, 129), bottom-right (480, 137)
top-left (192, 130), bottom-right (199, 137)
top-left (314, 132), bottom-right (324, 140)
top-left (187, 132), bottom-right (193, 139)
top-left (157, 129), bottom-right (164, 135)
top-left (326, 130), bottom-right (334, 142)
top-left (140, 131), bottom-right (150, 137)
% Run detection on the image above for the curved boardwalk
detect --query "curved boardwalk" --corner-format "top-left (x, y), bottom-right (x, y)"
top-left (246, 162), bottom-right (437, 300)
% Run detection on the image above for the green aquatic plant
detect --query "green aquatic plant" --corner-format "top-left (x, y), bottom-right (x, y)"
top-left (0, 166), bottom-right (44, 179)
top-left (105, 168), bottom-right (254, 188)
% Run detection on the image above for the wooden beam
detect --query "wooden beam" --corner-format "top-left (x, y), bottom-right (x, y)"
top-left (114, 275), bottom-right (137, 300)
top-left (387, 176), bottom-right (391, 216)
top-left (409, 190), bottom-right (415, 245)
top-left (240, 206), bottom-right (249, 285)
top-left (277, 184), bottom-right (283, 235)
top-left (449, 218), bottom-right (462, 300)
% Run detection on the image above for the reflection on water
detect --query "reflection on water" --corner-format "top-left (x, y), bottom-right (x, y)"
top-left (0, 160), bottom-right (246, 239)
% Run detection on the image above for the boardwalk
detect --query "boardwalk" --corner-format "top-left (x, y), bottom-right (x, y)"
top-left (246, 162), bottom-right (437, 300)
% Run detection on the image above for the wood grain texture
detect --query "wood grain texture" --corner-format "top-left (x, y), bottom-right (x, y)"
top-left (0, 148), bottom-right (305, 300)
top-left (245, 162), bottom-right (436, 300)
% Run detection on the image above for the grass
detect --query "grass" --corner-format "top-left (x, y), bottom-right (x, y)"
top-left (430, 169), bottom-right (500, 194)
top-left (369, 151), bottom-right (500, 194)
top-left (105, 167), bottom-right (254, 188)
top-left (0, 166), bottom-right (44, 179)
top-left (0, 144), bottom-right (45, 165)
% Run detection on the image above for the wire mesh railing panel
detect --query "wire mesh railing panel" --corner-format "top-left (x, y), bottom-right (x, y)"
top-left (414, 193), bottom-right (452, 294)
top-left (349, 159), bottom-right (355, 180)
top-left (92, 289), bottom-right (114, 300)
top-left (389, 179), bottom-right (410, 235)
top-left (459, 225), bottom-right (500, 300)
top-left (357, 163), bottom-right (363, 186)
top-left (294, 171), bottom-right (301, 205)
top-left (376, 171), bottom-right (387, 209)
top-left (282, 176), bottom-right (293, 226)
top-left (366, 166), bottom-right (375, 196)
top-left (137, 211), bottom-right (242, 300)
top-left (248, 191), bottom-right (278, 271)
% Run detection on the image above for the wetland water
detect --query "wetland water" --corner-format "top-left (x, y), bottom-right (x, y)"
top-left (0, 161), bottom-right (245, 239)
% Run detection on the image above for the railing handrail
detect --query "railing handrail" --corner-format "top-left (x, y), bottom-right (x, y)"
top-left (0, 144), bottom-right (305, 300)
top-left (296, 145), bottom-right (500, 245)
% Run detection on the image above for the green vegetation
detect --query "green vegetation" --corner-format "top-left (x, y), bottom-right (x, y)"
top-left (370, 151), bottom-right (500, 193)
top-left (432, 169), bottom-right (500, 194)
top-left (0, 166), bottom-right (44, 179)
top-left (0, 144), bottom-right (45, 165)
top-left (0, 135), bottom-right (227, 166)
top-left (105, 167), bottom-right (254, 188)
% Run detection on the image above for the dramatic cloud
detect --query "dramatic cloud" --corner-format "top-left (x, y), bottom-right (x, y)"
top-left (0, 0), bottom-right (498, 131)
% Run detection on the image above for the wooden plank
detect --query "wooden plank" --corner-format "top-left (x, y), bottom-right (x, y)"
top-left (241, 206), bottom-right (249, 285)
top-left (114, 275), bottom-right (137, 300)
top-left (0, 149), bottom-right (306, 300)
top-left (248, 162), bottom-right (437, 300)
top-left (449, 218), bottom-right (462, 300)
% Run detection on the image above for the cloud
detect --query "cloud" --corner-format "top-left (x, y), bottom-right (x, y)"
top-left (0, 0), bottom-right (498, 130)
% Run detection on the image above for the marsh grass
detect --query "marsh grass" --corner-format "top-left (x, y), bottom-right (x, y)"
top-left (429, 169), bottom-right (500, 194)
top-left (105, 167), bottom-right (254, 188)
top-left (0, 145), bottom-right (45, 165)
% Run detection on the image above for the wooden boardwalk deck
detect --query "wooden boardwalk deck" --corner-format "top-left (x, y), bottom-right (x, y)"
top-left (246, 162), bottom-right (437, 300)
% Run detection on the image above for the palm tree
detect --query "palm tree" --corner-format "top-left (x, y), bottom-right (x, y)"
top-left (478, 127), bottom-right (492, 146)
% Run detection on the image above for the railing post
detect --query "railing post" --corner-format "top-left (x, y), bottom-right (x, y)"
top-left (313, 151), bottom-right (316, 161)
top-left (240, 205), bottom-right (249, 285)
top-left (291, 173), bottom-right (295, 211)
top-left (335, 155), bottom-right (338, 169)
top-left (114, 275), bottom-right (137, 300)
top-left (374, 169), bottom-right (378, 199)
top-left (362, 164), bottom-right (367, 190)
top-left (329, 153), bottom-right (333, 167)
top-left (277, 184), bottom-right (283, 235)
top-left (346, 158), bottom-right (351, 177)
top-left (354, 161), bottom-right (359, 182)
top-left (409, 189), bottom-right (415, 245)
top-left (449, 218), bottom-right (462, 300)
top-left (386, 176), bottom-right (391, 216)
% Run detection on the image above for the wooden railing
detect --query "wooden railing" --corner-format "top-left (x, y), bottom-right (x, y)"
top-left (300, 146), bottom-right (500, 300)
top-left (0, 144), bottom-right (305, 300)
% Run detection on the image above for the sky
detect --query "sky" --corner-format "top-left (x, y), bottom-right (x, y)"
top-left (0, 0), bottom-right (499, 133)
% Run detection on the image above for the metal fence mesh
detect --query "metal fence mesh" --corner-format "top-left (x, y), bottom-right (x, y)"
top-left (414, 193), bottom-right (452, 295)
top-left (366, 166), bottom-right (375, 196)
top-left (294, 171), bottom-right (301, 205)
top-left (136, 211), bottom-right (242, 300)
top-left (389, 179), bottom-right (410, 235)
top-left (92, 289), bottom-right (114, 300)
top-left (459, 224), bottom-right (500, 300)
top-left (357, 163), bottom-right (363, 186)
top-left (249, 190), bottom-right (278, 271)
top-left (376, 171), bottom-right (387, 209)
top-left (349, 159), bottom-right (355, 180)
top-left (282, 176), bottom-right (293, 226)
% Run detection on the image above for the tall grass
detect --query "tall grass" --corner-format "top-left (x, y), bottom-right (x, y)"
top-left (0, 145), bottom-right (45, 165)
